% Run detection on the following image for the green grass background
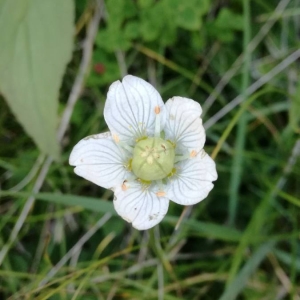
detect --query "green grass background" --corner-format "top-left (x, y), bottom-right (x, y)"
top-left (1, 0), bottom-right (300, 299)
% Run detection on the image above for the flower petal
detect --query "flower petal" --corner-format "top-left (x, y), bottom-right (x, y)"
top-left (104, 75), bottom-right (166, 145)
top-left (164, 97), bottom-right (205, 153)
top-left (113, 181), bottom-right (169, 230)
top-left (69, 132), bottom-right (129, 189)
top-left (166, 153), bottom-right (217, 205)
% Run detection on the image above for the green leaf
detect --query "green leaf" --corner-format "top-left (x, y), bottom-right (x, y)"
top-left (195, 0), bottom-right (210, 15)
top-left (219, 241), bottom-right (275, 300)
top-left (289, 81), bottom-right (300, 132)
top-left (191, 32), bottom-right (205, 50)
top-left (0, 190), bottom-right (117, 215)
top-left (215, 8), bottom-right (243, 31)
top-left (87, 49), bottom-right (120, 87)
top-left (0, 190), bottom-right (242, 242)
top-left (206, 8), bottom-right (243, 43)
top-left (36, 192), bottom-right (117, 215)
top-left (274, 249), bottom-right (300, 271)
top-left (138, 0), bottom-right (155, 9)
top-left (123, 0), bottom-right (137, 18)
top-left (140, 1), bottom-right (177, 45)
top-left (165, 216), bottom-right (242, 242)
top-left (162, 0), bottom-right (209, 31)
top-left (177, 7), bottom-right (202, 30)
top-left (140, 6), bottom-right (164, 42)
top-left (106, 0), bottom-right (125, 28)
top-left (106, 0), bottom-right (137, 29)
top-left (0, 0), bottom-right (74, 159)
top-left (124, 21), bottom-right (140, 39)
top-left (97, 28), bottom-right (131, 52)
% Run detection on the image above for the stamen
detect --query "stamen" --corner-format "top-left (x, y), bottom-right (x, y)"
top-left (174, 153), bottom-right (190, 163)
top-left (156, 191), bottom-right (166, 197)
top-left (156, 179), bottom-right (164, 190)
top-left (127, 174), bottom-right (137, 181)
top-left (155, 180), bottom-right (166, 197)
top-left (175, 150), bottom-right (201, 163)
top-left (122, 180), bottom-right (128, 191)
top-left (154, 106), bottom-right (161, 138)
top-left (118, 142), bottom-right (134, 154)
top-left (190, 150), bottom-right (197, 158)
top-left (113, 134), bottom-right (120, 143)
top-left (112, 134), bottom-right (134, 154)
top-left (121, 176), bottom-right (138, 191)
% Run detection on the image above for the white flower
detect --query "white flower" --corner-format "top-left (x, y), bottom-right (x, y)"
top-left (69, 75), bottom-right (217, 230)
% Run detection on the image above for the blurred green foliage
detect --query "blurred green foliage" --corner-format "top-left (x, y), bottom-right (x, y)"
top-left (90, 0), bottom-right (244, 87)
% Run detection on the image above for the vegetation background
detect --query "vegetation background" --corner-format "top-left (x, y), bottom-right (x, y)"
top-left (0, 0), bottom-right (300, 299)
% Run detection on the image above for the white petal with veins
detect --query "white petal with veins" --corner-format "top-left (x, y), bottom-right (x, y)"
top-left (69, 132), bottom-right (129, 189)
top-left (164, 97), bottom-right (205, 153)
top-left (166, 153), bottom-right (217, 205)
top-left (104, 75), bottom-right (166, 145)
top-left (113, 181), bottom-right (169, 230)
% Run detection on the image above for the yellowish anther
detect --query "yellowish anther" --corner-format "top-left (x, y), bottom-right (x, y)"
top-left (122, 180), bottom-right (128, 191)
top-left (113, 134), bottom-right (120, 143)
top-left (156, 191), bottom-right (166, 197)
top-left (154, 106), bottom-right (160, 114)
top-left (190, 150), bottom-right (197, 158)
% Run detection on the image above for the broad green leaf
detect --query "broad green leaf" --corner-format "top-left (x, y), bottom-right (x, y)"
top-left (0, 0), bottom-right (74, 159)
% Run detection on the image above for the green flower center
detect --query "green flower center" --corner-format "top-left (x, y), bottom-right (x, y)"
top-left (131, 137), bottom-right (175, 181)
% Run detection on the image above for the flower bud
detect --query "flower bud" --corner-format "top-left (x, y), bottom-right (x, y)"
top-left (132, 137), bottom-right (175, 181)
